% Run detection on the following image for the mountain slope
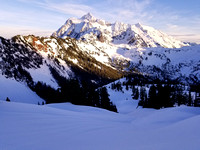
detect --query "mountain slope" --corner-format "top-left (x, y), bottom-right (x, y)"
top-left (0, 36), bottom-right (69, 103)
top-left (13, 35), bottom-right (123, 82)
top-left (0, 74), bottom-right (44, 104)
top-left (0, 35), bottom-right (123, 106)
top-left (0, 36), bottom-right (72, 88)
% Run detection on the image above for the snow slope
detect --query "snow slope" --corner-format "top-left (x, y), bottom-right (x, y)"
top-left (106, 78), bottom-right (139, 114)
top-left (0, 74), bottom-right (44, 104)
top-left (1, 101), bottom-right (200, 150)
top-left (28, 64), bottom-right (59, 89)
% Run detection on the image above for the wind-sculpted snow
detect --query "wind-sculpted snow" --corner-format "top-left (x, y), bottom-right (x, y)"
top-left (1, 101), bottom-right (200, 150)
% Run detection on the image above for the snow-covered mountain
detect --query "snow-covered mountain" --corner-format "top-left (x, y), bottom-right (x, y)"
top-left (52, 13), bottom-right (199, 84)
top-left (0, 13), bottom-right (199, 104)
top-left (53, 13), bottom-right (188, 48)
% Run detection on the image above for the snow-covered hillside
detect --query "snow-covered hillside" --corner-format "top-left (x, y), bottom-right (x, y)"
top-left (127, 45), bottom-right (200, 83)
top-left (13, 35), bottom-right (122, 81)
top-left (1, 100), bottom-right (200, 150)
top-left (0, 74), bottom-right (44, 104)
top-left (0, 36), bottom-right (73, 104)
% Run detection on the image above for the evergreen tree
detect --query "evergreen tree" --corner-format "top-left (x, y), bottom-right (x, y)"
top-left (98, 87), bottom-right (118, 112)
top-left (148, 85), bottom-right (158, 109)
top-left (99, 87), bottom-right (110, 108)
top-left (116, 81), bottom-right (123, 92)
top-left (138, 87), bottom-right (147, 107)
top-left (188, 91), bottom-right (192, 106)
top-left (6, 97), bottom-right (11, 102)
top-left (88, 88), bottom-right (100, 107)
top-left (157, 84), bottom-right (174, 108)
top-left (111, 82), bottom-right (115, 90)
top-left (125, 84), bottom-right (129, 91)
top-left (171, 85), bottom-right (188, 106)
top-left (132, 86), bottom-right (139, 100)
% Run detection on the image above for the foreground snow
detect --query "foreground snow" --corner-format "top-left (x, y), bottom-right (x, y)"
top-left (1, 101), bottom-right (200, 150)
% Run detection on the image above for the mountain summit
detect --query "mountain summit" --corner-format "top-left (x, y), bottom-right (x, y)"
top-left (53, 13), bottom-right (188, 48)
top-left (81, 12), bottom-right (97, 21)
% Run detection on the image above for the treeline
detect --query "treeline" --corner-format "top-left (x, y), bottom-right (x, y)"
top-left (31, 67), bottom-right (117, 112)
top-left (32, 80), bottom-right (117, 112)
top-left (137, 84), bottom-right (193, 109)
top-left (111, 73), bottom-right (200, 109)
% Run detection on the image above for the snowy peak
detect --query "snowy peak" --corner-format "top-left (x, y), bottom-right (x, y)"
top-left (81, 13), bottom-right (97, 22)
top-left (53, 14), bottom-right (188, 48)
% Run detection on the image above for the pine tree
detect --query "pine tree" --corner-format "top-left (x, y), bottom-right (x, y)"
top-left (98, 87), bottom-right (118, 112)
top-left (6, 97), bottom-right (11, 102)
top-left (188, 91), bottom-right (192, 106)
top-left (132, 86), bottom-right (139, 100)
top-left (99, 87), bottom-right (110, 108)
top-left (148, 85), bottom-right (158, 109)
top-left (157, 84), bottom-right (173, 108)
top-left (138, 87), bottom-right (147, 107)
top-left (125, 84), bottom-right (129, 91)
top-left (172, 85), bottom-right (187, 106)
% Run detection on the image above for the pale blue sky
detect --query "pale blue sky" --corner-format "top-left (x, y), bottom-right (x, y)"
top-left (0, 0), bottom-right (199, 43)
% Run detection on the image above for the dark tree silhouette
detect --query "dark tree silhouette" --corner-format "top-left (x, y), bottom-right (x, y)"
top-left (132, 86), bottom-right (139, 100)
top-left (6, 97), bottom-right (11, 102)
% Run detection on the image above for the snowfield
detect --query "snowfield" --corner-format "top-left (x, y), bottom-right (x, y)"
top-left (0, 74), bottom-right (44, 104)
top-left (1, 100), bottom-right (200, 150)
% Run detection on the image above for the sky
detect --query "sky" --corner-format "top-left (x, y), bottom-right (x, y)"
top-left (0, 0), bottom-right (199, 43)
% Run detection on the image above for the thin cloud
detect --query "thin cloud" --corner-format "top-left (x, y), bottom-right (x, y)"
top-left (24, 0), bottom-right (153, 23)
top-left (1, 0), bottom-right (200, 43)
top-left (172, 34), bottom-right (200, 44)
top-left (172, 34), bottom-right (198, 37)
top-left (37, 1), bottom-right (94, 17)
top-left (95, 0), bottom-right (153, 23)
